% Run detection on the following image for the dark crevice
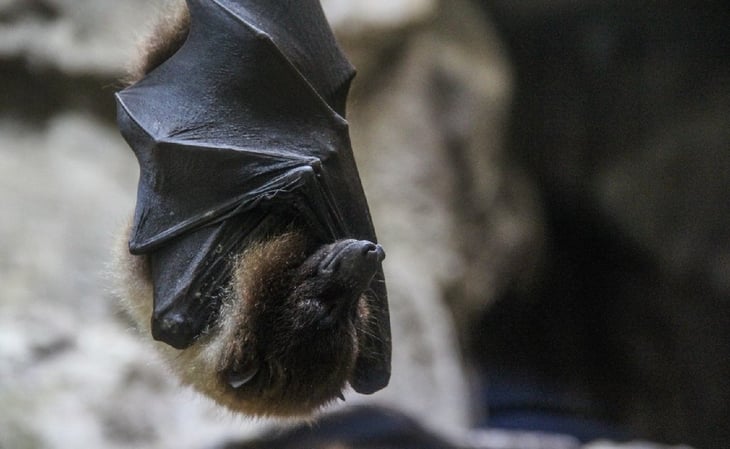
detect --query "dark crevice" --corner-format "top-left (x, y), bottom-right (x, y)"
top-left (472, 1), bottom-right (730, 447)
top-left (0, 0), bottom-right (60, 23)
top-left (0, 57), bottom-right (120, 124)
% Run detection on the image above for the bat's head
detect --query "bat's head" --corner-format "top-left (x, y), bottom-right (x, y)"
top-left (212, 232), bottom-right (385, 416)
top-left (113, 225), bottom-right (385, 417)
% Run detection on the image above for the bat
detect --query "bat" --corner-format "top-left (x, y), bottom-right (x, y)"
top-left (114, 0), bottom-right (391, 416)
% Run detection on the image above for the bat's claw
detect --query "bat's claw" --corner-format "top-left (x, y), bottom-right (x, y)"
top-left (151, 313), bottom-right (196, 350)
top-left (227, 364), bottom-right (260, 389)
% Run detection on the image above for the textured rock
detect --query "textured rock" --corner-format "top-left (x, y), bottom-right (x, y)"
top-left (476, 1), bottom-right (730, 447)
top-left (323, 0), bottom-right (435, 32)
top-left (0, 0), bottom-right (158, 75)
top-left (0, 114), bottom-right (264, 449)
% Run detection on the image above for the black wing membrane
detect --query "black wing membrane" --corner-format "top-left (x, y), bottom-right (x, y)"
top-left (115, 0), bottom-right (390, 393)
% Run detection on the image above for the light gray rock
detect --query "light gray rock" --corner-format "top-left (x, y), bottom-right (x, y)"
top-left (0, 0), bottom-right (161, 75)
top-left (0, 113), bottom-right (265, 449)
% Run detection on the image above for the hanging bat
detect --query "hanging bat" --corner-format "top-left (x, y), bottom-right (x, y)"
top-left (113, 0), bottom-right (391, 417)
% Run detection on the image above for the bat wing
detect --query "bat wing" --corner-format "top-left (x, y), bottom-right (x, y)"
top-left (116, 0), bottom-right (389, 393)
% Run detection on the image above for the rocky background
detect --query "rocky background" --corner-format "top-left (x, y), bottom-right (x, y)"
top-left (473, 3), bottom-right (730, 448)
top-left (1, 1), bottom-right (728, 449)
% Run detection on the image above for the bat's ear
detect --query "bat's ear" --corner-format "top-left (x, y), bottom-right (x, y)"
top-left (351, 362), bottom-right (391, 395)
top-left (350, 274), bottom-right (392, 395)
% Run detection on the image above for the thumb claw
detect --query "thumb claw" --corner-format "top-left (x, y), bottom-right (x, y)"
top-left (227, 364), bottom-right (260, 389)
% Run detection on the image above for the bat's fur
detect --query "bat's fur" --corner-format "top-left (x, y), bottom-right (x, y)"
top-left (114, 222), bottom-right (374, 417)
top-left (114, 3), bottom-right (377, 417)
top-left (124, 1), bottom-right (190, 85)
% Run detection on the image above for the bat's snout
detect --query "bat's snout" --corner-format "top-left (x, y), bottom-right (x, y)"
top-left (318, 239), bottom-right (385, 274)
top-left (364, 242), bottom-right (386, 263)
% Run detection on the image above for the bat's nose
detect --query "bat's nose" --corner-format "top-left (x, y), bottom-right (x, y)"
top-left (361, 241), bottom-right (385, 263)
top-left (320, 239), bottom-right (384, 272)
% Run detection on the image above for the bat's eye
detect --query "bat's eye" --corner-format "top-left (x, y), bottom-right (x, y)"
top-left (293, 297), bottom-right (338, 329)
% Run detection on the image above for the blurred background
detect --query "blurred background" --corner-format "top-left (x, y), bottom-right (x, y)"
top-left (0, 1), bottom-right (728, 448)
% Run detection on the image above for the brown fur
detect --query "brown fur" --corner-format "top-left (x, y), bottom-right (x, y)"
top-left (124, 1), bottom-right (190, 85)
top-left (213, 232), bottom-right (362, 416)
top-left (114, 222), bottom-right (367, 417)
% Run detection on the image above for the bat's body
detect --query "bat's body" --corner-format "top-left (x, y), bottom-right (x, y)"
top-left (114, 0), bottom-right (390, 416)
